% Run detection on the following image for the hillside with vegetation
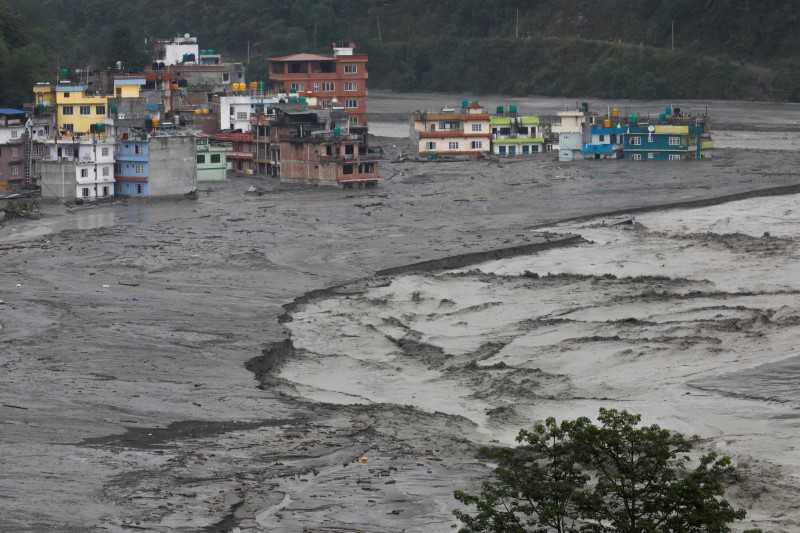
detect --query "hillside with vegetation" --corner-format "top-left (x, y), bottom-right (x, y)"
top-left (3, 0), bottom-right (800, 105)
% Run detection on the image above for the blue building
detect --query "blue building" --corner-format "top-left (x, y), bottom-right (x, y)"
top-left (115, 136), bottom-right (149, 196)
top-left (114, 132), bottom-right (197, 197)
top-left (623, 125), bottom-right (703, 161)
top-left (583, 127), bottom-right (626, 159)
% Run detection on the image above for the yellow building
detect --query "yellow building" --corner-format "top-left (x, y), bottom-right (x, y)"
top-left (54, 85), bottom-right (109, 135)
top-left (112, 78), bottom-right (145, 98)
top-left (411, 101), bottom-right (491, 160)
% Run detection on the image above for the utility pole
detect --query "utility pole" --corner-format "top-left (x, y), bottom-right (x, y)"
top-left (671, 19), bottom-right (674, 50)
top-left (377, 16), bottom-right (382, 45)
top-left (516, 8), bottom-right (519, 39)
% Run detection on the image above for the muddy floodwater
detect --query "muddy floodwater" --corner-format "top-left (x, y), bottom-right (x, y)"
top-left (2, 93), bottom-right (800, 532)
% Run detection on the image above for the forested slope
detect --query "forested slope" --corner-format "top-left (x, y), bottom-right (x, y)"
top-left (3, 0), bottom-right (800, 105)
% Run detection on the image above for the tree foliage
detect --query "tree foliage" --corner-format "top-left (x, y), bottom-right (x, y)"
top-left (454, 409), bottom-right (746, 533)
top-left (2, 0), bottom-right (799, 102)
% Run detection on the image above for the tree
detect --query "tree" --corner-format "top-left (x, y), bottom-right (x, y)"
top-left (454, 418), bottom-right (588, 533)
top-left (454, 409), bottom-right (746, 533)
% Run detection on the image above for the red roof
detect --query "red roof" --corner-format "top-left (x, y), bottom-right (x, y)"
top-left (268, 53), bottom-right (335, 62)
top-left (467, 102), bottom-right (482, 109)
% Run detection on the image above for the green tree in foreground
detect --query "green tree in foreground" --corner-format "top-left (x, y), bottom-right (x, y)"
top-left (454, 409), bottom-right (746, 533)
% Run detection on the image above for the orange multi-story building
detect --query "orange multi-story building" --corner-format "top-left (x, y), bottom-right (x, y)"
top-left (267, 41), bottom-right (369, 126)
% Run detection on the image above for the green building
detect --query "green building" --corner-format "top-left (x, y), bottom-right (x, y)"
top-left (196, 137), bottom-right (227, 182)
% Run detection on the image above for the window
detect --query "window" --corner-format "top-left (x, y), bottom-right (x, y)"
top-left (114, 163), bottom-right (121, 174)
top-left (611, 134), bottom-right (618, 144)
top-left (36, 145), bottom-right (44, 156)
top-left (522, 145), bottom-right (530, 155)
top-left (343, 164), bottom-right (354, 175)
top-left (63, 92), bottom-right (70, 98)
top-left (102, 167), bottom-right (109, 176)
top-left (630, 136), bottom-right (641, 146)
top-left (197, 154), bottom-right (206, 164)
top-left (290, 83), bottom-right (304, 92)
top-left (599, 134), bottom-right (605, 142)
top-left (223, 72), bottom-right (230, 82)
top-left (364, 163), bottom-right (374, 173)
top-left (102, 186), bottom-right (109, 197)
top-left (11, 130), bottom-right (18, 139)
top-left (344, 64), bottom-right (358, 73)
top-left (134, 164), bottom-right (144, 174)
top-left (136, 184), bottom-right (144, 194)
top-left (499, 146), bottom-right (506, 155)
top-left (11, 165), bottom-right (19, 175)
top-left (322, 82), bottom-right (335, 91)
top-left (313, 82), bottom-right (319, 92)
top-left (134, 145), bottom-right (143, 154)
top-left (101, 147), bottom-right (109, 156)
top-left (546, 144), bottom-right (554, 152)
top-left (80, 105), bottom-right (91, 115)
top-left (82, 188), bottom-right (89, 197)
top-left (237, 111), bottom-right (248, 120)
top-left (115, 183), bottom-right (122, 194)
top-left (63, 124), bottom-right (73, 132)
top-left (11, 147), bottom-right (18, 157)
top-left (63, 106), bottom-right (73, 115)
top-left (80, 168), bottom-right (89, 177)
top-left (448, 141), bottom-right (459, 150)
top-left (96, 105), bottom-right (105, 115)
top-left (631, 154), bottom-right (642, 160)
top-left (425, 141), bottom-right (436, 150)
top-left (669, 154), bottom-right (681, 161)
top-left (345, 99), bottom-right (358, 108)
top-left (471, 124), bottom-right (482, 132)
top-left (211, 154), bottom-right (221, 163)
top-left (471, 140), bottom-right (483, 149)
top-left (648, 152), bottom-right (654, 159)
top-left (669, 136), bottom-right (681, 146)
top-left (344, 82), bottom-right (357, 91)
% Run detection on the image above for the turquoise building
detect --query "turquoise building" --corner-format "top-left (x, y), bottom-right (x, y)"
top-left (623, 125), bottom-right (703, 160)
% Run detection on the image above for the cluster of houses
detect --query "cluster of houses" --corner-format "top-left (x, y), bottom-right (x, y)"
top-left (411, 101), bottom-right (712, 162)
top-left (0, 34), bottom-right (714, 200)
top-left (0, 36), bottom-right (380, 199)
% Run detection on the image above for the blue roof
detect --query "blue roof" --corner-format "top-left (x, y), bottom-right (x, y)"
top-left (583, 143), bottom-right (615, 153)
top-left (56, 85), bottom-right (87, 92)
top-left (0, 108), bottom-right (27, 115)
top-left (114, 78), bottom-right (146, 86)
top-left (592, 127), bottom-right (626, 134)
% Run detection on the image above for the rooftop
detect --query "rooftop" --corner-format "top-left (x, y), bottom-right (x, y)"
top-left (268, 53), bottom-right (335, 62)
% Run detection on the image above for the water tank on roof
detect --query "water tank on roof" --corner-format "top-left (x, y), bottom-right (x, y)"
top-left (188, 53), bottom-right (196, 62)
top-left (496, 105), bottom-right (503, 114)
top-left (509, 105), bottom-right (517, 114)
top-left (183, 53), bottom-right (189, 62)
top-left (60, 68), bottom-right (69, 80)
top-left (611, 107), bottom-right (619, 118)
top-left (152, 62), bottom-right (159, 70)
top-left (152, 118), bottom-right (159, 129)
top-left (250, 81), bottom-right (258, 91)
top-left (603, 118), bottom-right (611, 128)
top-left (208, 49), bottom-right (215, 55)
top-left (299, 97), bottom-right (307, 103)
top-left (462, 99), bottom-right (469, 108)
top-left (333, 127), bottom-right (341, 135)
top-left (630, 115), bottom-right (638, 124)
top-left (665, 105), bottom-right (673, 115)
top-left (110, 105), bottom-right (118, 114)
top-left (194, 108), bottom-right (202, 115)
top-left (259, 81), bottom-right (265, 91)
top-left (201, 50), bottom-right (207, 55)
top-left (659, 113), bottom-right (666, 121)
top-left (203, 108), bottom-right (210, 114)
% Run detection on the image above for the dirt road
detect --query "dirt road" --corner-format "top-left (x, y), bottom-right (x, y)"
top-left (2, 94), bottom-right (800, 532)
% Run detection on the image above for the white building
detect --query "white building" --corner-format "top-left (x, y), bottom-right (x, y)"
top-left (156, 34), bottom-right (200, 66)
top-left (40, 135), bottom-right (117, 200)
top-left (218, 94), bottom-right (283, 132)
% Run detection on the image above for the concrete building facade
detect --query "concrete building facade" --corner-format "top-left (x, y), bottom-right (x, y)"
top-left (114, 133), bottom-right (197, 197)
top-left (40, 134), bottom-right (116, 200)
top-left (412, 102), bottom-right (491, 159)
top-left (268, 42), bottom-right (369, 125)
